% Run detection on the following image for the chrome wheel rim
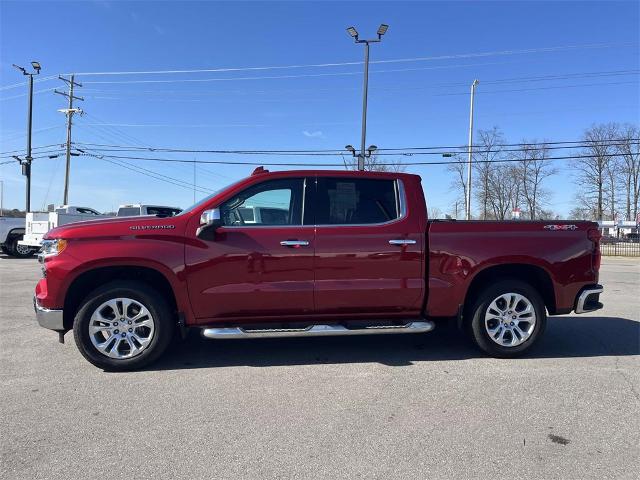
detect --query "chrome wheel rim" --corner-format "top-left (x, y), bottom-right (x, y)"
top-left (89, 298), bottom-right (155, 359)
top-left (15, 243), bottom-right (31, 255)
top-left (484, 292), bottom-right (536, 347)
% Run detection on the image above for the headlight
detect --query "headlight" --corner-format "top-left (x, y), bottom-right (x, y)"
top-left (40, 239), bottom-right (68, 257)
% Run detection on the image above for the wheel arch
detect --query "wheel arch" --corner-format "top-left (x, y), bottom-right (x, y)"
top-left (63, 265), bottom-right (179, 330)
top-left (8, 227), bottom-right (25, 235)
top-left (464, 263), bottom-right (556, 320)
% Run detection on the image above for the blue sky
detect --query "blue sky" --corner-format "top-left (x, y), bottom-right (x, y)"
top-left (1, 0), bottom-right (638, 216)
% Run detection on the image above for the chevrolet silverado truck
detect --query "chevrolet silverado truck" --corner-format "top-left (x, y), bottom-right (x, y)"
top-left (33, 169), bottom-right (604, 370)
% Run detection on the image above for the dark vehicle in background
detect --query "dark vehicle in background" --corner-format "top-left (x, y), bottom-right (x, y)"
top-left (600, 234), bottom-right (617, 245)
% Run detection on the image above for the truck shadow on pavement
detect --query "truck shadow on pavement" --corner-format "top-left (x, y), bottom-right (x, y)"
top-left (148, 315), bottom-right (639, 371)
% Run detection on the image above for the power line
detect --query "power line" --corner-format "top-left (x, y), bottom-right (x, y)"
top-left (70, 139), bottom-right (640, 156)
top-left (435, 80), bottom-right (639, 96)
top-left (80, 149), bottom-right (213, 193)
top-left (0, 144), bottom-right (65, 157)
top-left (0, 75), bottom-right (59, 92)
top-left (63, 42), bottom-right (637, 77)
top-left (75, 119), bottom-right (233, 188)
top-left (77, 68), bottom-right (639, 94)
top-left (73, 151), bottom-right (630, 167)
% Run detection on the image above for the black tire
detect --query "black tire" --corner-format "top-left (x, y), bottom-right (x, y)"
top-left (8, 236), bottom-right (34, 258)
top-left (73, 281), bottom-right (174, 371)
top-left (467, 279), bottom-right (546, 358)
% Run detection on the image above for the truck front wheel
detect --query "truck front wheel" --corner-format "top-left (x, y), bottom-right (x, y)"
top-left (73, 281), bottom-right (174, 371)
top-left (467, 280), bottom-right (546, 357)
top-left (8, 237), bottom-right (35, 258)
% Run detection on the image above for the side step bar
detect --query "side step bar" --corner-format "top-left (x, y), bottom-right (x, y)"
top-left (202, 321), bottom-right (435, 340)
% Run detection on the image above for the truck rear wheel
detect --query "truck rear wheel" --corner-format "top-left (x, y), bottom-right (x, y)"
top-left (467, 279), bottom-right (546, 358)
top-left (72, 281), bottom-right (174, 371)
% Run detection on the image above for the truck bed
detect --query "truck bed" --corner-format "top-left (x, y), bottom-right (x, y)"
top-left (425, 219), bottom-right (599, 317)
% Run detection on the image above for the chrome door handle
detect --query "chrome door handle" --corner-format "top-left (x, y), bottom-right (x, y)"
top-left (280, 240), bottom-right (310, 247)
top-left (389, 239), bottom-right (416, 245)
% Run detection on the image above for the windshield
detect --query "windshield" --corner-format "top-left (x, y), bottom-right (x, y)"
top-left (177, 179), bottom-right (243, 216)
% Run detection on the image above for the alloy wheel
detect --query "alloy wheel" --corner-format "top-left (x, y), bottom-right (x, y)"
top-left (88, 298), bottom-right (155, 359)
top-left (484, 292), bottom-right (537, 347)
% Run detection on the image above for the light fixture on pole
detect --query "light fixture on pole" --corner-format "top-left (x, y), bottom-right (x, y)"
top-left (346, 24), bottom-right (388, 171)
top-left (12, 61), bottom-right (41, 212)
top-left (345, 144), bottom-right (378, 169)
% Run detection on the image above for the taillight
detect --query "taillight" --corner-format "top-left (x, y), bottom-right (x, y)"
top-left (588, 227), bottom-right (601, 271)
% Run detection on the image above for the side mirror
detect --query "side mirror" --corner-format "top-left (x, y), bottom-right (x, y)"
top-left (197, 208), bottom-right (222, 237)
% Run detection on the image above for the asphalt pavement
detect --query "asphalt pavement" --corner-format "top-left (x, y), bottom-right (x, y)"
top-left (1, 255), bottom-right (638, 480)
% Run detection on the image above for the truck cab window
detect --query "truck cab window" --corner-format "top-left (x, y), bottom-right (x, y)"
top-left (316, 178), bottom-right (400, 225)
top-left (220, 178), bottom-right (304, 226)
top-left (76, 208), bottom-right (100, 215)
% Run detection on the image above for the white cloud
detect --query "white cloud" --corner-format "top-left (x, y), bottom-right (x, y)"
top-left (302, 130), bottom-right (324, 138)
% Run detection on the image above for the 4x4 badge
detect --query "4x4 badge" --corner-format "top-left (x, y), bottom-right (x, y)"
top-left (544, 224), bottom-right (577, 231)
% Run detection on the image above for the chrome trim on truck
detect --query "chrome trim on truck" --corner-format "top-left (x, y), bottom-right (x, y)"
top-left (575, 285), bottom-right (604, 314)
top-left (202, 321), bottom-right (435, 339)
top-left (34, 296), bottom-right (64, 330)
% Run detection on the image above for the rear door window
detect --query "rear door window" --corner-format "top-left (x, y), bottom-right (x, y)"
top-left (315, 178), bottom-right (400, 225)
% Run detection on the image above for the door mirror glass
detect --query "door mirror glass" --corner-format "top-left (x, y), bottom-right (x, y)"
top-left (197, 208), bottom-right (222, 236)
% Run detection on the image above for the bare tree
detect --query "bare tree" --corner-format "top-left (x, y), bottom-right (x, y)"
top-left (572, 123), bottom-right (619, 220)
top-left (512, 140), bottom-right (557, 219)
top-left (486, 164), bottom-right (520, 220)
top-left (616, 124), bottom-right (640, 220)
top-left (605, 154), bottom-right (621, 221)
top-left (429, 206), bottom-right (443, 219)
top-left (343, 154), bottom-right (406, 172)
top-left (445, 153), bottom-right (469, 216)
top-left (473, 127), bottom-right (506, 219)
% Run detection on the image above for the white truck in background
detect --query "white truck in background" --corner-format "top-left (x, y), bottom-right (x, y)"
top-left (117, 204), bottom-right (182, 217)
top-left (1, 216), bottom-right (40, 258)
top-left (19, 204), bottom-right (182, 249)
top-left (19, 206), bottom-right (107, 249)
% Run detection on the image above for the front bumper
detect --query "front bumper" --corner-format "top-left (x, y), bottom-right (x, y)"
top-left (575, 284), bottom-right (604, 314)
top-left (34, 296), bottom-right (64, 330)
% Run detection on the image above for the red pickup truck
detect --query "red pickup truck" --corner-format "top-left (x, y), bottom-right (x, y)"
top-left (34, 169), bottom-right (603, 370)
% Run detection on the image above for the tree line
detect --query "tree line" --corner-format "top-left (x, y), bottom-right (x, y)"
top-left (444, 123), bottom-right (639, 221)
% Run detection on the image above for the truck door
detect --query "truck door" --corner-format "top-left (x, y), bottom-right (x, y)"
top-left (185, 177), bottom-right (315, 322)
top-left (313, 176), bottom-right (424, 317)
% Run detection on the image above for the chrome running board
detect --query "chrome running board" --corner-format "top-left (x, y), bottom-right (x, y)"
top-left (202, 321), bottom-right (435, 340)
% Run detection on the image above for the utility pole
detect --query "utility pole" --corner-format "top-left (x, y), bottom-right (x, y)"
top-left (55, 75), bottom-right (83, 205)
top-left (465, 79), bottom-right (479, 220)
top-left (12, 62), bottom-right (41, 212)
top-left (0, 180), bottom-right (3, 216)
top-left (346, 24), bottom-right (388, 170)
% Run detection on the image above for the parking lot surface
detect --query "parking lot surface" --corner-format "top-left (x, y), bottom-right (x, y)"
top-left (1, 255), bottom-right (638, 480)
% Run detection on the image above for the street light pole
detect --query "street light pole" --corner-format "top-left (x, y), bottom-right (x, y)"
top-left (465, 79), bottom-right (479, 220)
top-left (347, 24), bottom-right (388, 171)
top-left (26, 72), bottom-right (34, 212)
top-left (13, 62), bottom-right (41, 213)
top-left (359, 41), bottom-right (370, 171)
